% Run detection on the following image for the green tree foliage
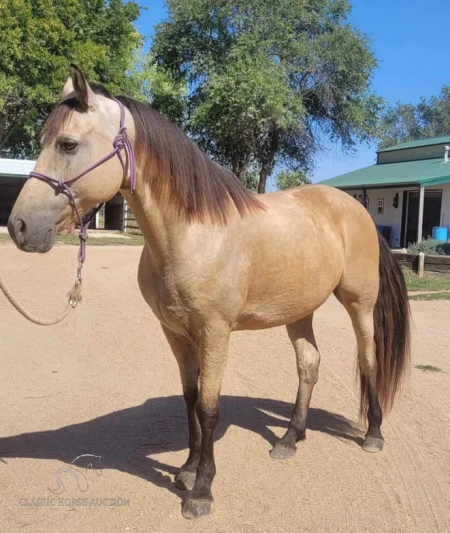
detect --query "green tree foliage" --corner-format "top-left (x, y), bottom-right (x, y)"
top-left (0, 0), bottom-right (143, 157)
top-left (133, 54), bottom-right (188, 125)
top-left (379, 86), bottom-right (450, 149)
top-left (151, 0), bottom-right (382, 192)
top-left (275, 170), bottom-right (311, 190)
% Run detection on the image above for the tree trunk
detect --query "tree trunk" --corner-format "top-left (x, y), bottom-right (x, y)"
top-left (0, 112), bottom-right (7, 153)
top-left (232, 159), bottom-right (242, 181)
top-left (232, 159), bottom-right (250, 184)
top-left (257, 128), bottom-right (280, 194)
top-left (258, 162), bottom-right (271, 194)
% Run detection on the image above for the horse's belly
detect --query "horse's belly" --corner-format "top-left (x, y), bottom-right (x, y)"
top-left (234, 253), bottom-right (343, 330)
top-left (234, 293), bottom-right (328, 330)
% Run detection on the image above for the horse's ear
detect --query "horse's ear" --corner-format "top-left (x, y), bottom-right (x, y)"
top-left (65, 64), bottom-right (98, 111)
top-left (61, 76), bottom-right (74, 99)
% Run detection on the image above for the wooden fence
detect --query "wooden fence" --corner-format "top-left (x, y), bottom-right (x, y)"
top-left (123, 202), bottom-right (142, 235)
top-left (393, 251), bottom-right (450, 275)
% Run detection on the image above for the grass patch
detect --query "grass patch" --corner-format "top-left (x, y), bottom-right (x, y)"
top-left (415, 364), bottom-right (444, 373)
top-left (404, 273), bottom-right (450, 292)
top-left (55, 233), bottom-right (144, 246)
top-left (0, 232), bottom-right (144, 247)
top-left (409, 292), bottom-right (450, 301)
top-left (0, 234), bottom-right (12, 244)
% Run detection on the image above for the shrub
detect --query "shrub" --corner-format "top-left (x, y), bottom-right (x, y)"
top-left (408, 237), bottom-right (450, 255)
top-left (438, 242), bottom-right (450, 255)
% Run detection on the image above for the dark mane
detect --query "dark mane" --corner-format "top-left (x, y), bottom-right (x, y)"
top-left (41, 86), bottom-right (264, 224)
top-left (117, 96), bottom-right (264, 224)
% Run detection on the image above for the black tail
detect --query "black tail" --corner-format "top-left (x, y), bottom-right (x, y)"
top-left (360, 233), bottom-right (411, 415)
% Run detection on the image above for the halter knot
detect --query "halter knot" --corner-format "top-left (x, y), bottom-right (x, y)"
top-left (113, 131), bottom-right (125, 149)
top-left (112, 124), bottom-right (136, 194)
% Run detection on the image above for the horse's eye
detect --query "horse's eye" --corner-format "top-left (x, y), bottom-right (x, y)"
top-left (59, 140), bottom-right (79, 153)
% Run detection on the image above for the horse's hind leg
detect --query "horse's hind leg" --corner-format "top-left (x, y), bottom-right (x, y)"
top-left (161, 324), bottom-right (201, 491)
top-left (335, 290), bottom-right (384, 453)
top-left (270, 314), bottom-right (320, 460)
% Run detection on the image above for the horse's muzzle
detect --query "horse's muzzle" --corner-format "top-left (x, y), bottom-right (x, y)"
top-left (7, 212), bottom-right (56, 253)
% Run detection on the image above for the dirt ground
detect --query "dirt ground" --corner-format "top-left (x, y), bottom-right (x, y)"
top-left (0, 245), bottom-right (449, 533)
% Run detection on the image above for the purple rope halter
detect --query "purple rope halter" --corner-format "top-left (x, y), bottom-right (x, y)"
top-left (29, 98), bottom-right (137, 302)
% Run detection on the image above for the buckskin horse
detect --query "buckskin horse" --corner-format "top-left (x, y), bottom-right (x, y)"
top-left (8, 66), bottom-right (410, 519)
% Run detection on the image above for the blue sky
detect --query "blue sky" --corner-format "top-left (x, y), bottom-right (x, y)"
top-left (135, 0), bottom-right (450, 183)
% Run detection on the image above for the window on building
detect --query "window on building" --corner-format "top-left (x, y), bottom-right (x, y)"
top-left (377, 198), bottom-right (384, 214)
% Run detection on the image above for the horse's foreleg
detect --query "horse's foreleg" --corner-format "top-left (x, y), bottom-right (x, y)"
top-left (182, 323), bottom-right (230, 519)
top-left (161, 325), bottom-right (201, 491)
top-left (270, 314), bottom-right (320, 460)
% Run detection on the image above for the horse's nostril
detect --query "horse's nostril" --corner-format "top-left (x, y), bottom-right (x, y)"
top-left (12, 217), bottom-right (26, 246)
top-left (15, 218), bottom-right (26, 237)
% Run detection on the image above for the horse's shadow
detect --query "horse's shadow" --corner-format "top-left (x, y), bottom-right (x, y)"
top-left (0, 396), bottom-right (364, 497)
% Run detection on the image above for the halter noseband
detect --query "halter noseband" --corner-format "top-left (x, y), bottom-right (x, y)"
top-left (29, 98), bottom-right (137, 304)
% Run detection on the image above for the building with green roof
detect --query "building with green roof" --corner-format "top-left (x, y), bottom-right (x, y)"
top-left (320, 136), bottom-right (450, 248)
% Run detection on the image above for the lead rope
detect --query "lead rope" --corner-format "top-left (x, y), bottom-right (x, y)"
top-left (0, 272), bottom-right (76, 326)
top-left (0, 98), bottom-right (136, 326)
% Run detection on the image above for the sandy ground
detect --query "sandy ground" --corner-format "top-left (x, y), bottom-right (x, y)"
top-left (0, 245), bottom-right (449, 533)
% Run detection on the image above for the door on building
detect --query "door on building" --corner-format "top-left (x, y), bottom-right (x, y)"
top-left (403, 190), bottom-right (442, 246)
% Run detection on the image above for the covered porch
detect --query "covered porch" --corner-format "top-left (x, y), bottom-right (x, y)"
top-left (321, 156), bottom-right (450, 247)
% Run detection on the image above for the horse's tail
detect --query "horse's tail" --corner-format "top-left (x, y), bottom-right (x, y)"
top-left (360, 233), bottom-right (411, 416)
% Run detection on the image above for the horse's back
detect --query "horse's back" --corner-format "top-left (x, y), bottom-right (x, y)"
top-left (260, 184), bottom-right (378, 258)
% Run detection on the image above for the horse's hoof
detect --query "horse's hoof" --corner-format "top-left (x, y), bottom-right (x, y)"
top-left (269, 443), bottom-right (296, 460)
top-left (362, 436), bottom-right (384, 453)
top-left (182, 498), bottom-right (212, 519)
top-left (175, 470), bottom-right (196, 491)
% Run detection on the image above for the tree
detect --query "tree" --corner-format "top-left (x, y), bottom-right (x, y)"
top-left (379, 86), bottom-right (450, 149)
top-left (276, 170), bottom-right (311, 191)
top-left (151, 0), bottom-right (382, 192)
top-left (0, 0), bottom-right (143, 158)
top-left (133, 53), bottom-right (188, 125)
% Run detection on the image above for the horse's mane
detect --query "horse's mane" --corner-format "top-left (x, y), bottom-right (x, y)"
top-left (41, 86), bottom-right (264, 224)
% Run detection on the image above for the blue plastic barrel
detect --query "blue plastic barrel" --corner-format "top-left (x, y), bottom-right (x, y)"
top-left (432, 226), bottom-right (449, 242)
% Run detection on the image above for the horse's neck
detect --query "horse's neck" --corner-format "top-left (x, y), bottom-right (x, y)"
top-left (121, 186), bottom-right (189, 264)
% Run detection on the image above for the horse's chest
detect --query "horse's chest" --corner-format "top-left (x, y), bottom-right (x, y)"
top-left (137, 266), bottom-right (200, 334)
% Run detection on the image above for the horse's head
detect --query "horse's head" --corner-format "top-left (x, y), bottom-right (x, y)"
top-left (8, 65), bottom-right (133, 253)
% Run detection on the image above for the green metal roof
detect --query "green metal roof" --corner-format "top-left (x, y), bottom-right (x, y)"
top-left (378, 135), bottom-right (450, 152)
top-left (320, 158), bottom-right (450, 189)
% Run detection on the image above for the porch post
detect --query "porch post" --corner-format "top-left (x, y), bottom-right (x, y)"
top-left (362, 188), bottom-right (368, 209)
top-left (123, 200), bottom-right (127, 232)
top-left (417, 185), bottom-right (425, 243)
